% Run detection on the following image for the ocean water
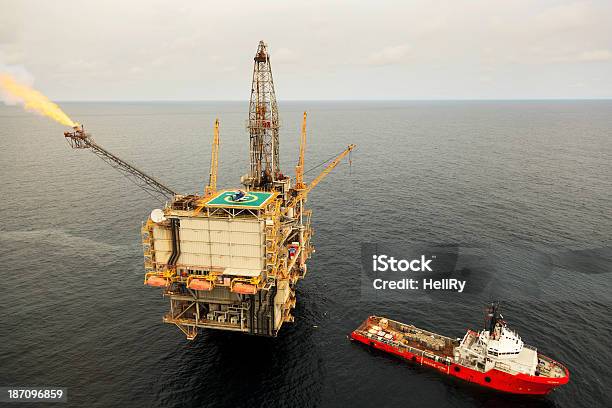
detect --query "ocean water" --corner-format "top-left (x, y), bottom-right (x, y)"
top-left (0, 100), bottom-right (611, 407)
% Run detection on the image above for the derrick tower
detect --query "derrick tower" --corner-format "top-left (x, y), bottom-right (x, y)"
top-left (246, 41), bottom-right (280, 190)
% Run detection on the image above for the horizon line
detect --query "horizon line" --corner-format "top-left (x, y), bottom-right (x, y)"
top-left (52, 97), bottom-right (612, 103)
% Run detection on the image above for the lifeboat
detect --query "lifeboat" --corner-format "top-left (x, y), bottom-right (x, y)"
top-left (146, 276), bottom-right (168, 287)
top-left (188, 279), bottom-right (213, 291)
top-left (232, 282), bottom-right (257, 294)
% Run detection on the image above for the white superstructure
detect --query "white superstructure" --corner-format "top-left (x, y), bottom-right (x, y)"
top-left (454, 303), bottom-right (540, 376)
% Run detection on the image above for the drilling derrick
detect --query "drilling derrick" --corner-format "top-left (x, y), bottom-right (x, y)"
top-left (245, 41), bottom-right (281, 190)
top-left (63, 40), bottom-right (355, 341)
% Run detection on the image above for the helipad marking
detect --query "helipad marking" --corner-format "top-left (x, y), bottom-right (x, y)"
top-left (223, 194), bottom-right (258, 204)
top-left (205, 190), bottom-right (276, 209)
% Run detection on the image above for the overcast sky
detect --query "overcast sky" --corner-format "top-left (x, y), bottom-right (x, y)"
top-left (1, 0), bottom-right (611, 100)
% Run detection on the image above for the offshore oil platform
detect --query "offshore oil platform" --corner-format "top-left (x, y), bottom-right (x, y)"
top-left (63, 41), bottom-right (355, 339)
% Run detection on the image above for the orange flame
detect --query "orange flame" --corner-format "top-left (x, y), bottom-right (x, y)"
top-left (0, 73), bottom-right (76, 127)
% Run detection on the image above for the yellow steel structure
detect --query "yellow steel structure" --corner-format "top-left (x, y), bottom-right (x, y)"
top-left (294, 112), bottom-right (307, 190)
top-left (142, 132), bottom-right (354, 340)
top-left (204, 119), bottom-right (220, 197)
top-left (286, 144), bottom-right (356, 209)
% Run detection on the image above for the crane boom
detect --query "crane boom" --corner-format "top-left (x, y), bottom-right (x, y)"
top-left (294, 111), bottom-right (307, 190)
top-left (64, 125), bottom-right (177, 202)
top-left (287, 144), bottom-right (355, 208)
top-left (205, 119), bottom-right (220, 197)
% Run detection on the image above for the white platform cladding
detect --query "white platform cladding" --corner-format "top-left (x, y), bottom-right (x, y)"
top-left (152, 217), bottom-right (265, 277)
top-left (274, 280), bottom-right (291, 328)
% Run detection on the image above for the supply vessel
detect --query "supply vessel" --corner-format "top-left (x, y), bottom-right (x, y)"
top-left (63, 41), bottom-right (355, 340)
top-left (349, 302), bottom-right (569, 395)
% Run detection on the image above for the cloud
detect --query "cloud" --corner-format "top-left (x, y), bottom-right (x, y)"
top-left (539, 49), bottom-right (612, 64)
top-left (532, 1), bottom-right (594, 32)
top-left (0, 49), bottom-right (33, 105)
top-left (366, 45), bottom-right (410, 66)
top-left (0, 3), bottom-right (21, 45)
top-left (576, 49), bottom-right (612, 62)
top-left (130, 66), bottom-right (144, 74)
top-left (3, 0), bottom-right (611, 100)
top-left (0, 44), bottom-right (24, 65)
top-left (273, 47), bottom-right (299, 65)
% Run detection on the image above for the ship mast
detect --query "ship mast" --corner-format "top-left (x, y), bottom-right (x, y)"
top-left (246, 40), bottom-right (280, 190)
top-left (484, 301), bottom-right (502, 335)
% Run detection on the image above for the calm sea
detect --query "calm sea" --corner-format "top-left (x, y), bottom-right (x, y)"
top-left (1, 100), bottom-right (611, 407)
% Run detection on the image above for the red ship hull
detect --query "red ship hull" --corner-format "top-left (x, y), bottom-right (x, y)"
top-left (350, 331), bottom-right (569, 395)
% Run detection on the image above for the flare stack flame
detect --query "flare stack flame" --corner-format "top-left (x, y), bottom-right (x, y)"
top-left (0, 73), bottom-right (76, 127)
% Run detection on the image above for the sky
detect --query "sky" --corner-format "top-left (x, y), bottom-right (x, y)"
top-left (1, 0), bottom-right (611, 101)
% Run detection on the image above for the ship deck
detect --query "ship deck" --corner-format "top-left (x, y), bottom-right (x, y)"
top-left (355, 316), bottom-right (456, 359)
top-left (537, 355), bottom-right (568, 379)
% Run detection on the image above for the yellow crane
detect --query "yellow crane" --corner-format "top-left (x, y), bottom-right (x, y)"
top-left (205, 119), bottom-right (220, 197)
top-left (294, 111), bottom-right (307, 190)
top-left (287, 143), bottom-right (356, 209)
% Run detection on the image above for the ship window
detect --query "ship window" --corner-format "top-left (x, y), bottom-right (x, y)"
top-left (485, 376), bottom-right (491, 383)
top-left (454, 366), bottom-right (460, 372)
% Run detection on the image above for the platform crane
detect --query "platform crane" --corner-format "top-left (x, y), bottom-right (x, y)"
top-left (204, 119), bottom-right (220, 197)
top-left (287, 144), bottom-right (356, 210)
top-left (294, 112), bottom-right (307, 190)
